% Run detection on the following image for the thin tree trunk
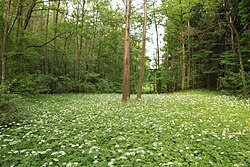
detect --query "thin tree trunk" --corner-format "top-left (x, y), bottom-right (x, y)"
top-left (154, 19), bottom-right (160, 69)
top-left (45, 1), bottom-right (50, 75)
top-left (181, 31), bottom-right (185, 90)
top-left (225, 0), bottom-right (247, 95)
top-left (16, 0), bottom-right (23, 44)
top-left (73, 3), bottom-right (79, 80)
top-left (52, 0), bottom-right (60, 75)
top-left (22, 0), bottom-right (36, 30)
top-left (1, 0), bottom-right (12, 84)
top-left (233, 26), bottom-right (246, 95)
top-left (88, 10), bottom-right (98, 72)
top-left (153, 13), bottom-right (161, 93)
top-left (62, 2), bottom-right (69, 76)
top-left (78, 0), bottom-right (85, 81)
top-left (229, 16), bottom-right (235, 50)
top-left (180, 0), bottom-right (185, 91)
top-left (74, 2), bottom-right (80, 81)
top-left (122, 0), bottom-right (131, 102)
top-left (39, 1), bottom-right (44, 73)
top-left (187, 21), bottom-right (191, 89)
top-left (137, 0), bottom-right (147, 99)
top-left (77, 37), bottom-right (82, 81)
top-left (15, 0), bottom-right (24, 73)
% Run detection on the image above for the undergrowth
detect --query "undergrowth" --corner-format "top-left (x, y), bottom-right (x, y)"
top-left (0, 90), bottom-right (249, 166)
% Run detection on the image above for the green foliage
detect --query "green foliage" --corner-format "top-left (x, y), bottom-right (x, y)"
top-left (1, 0), bottom-right (249, 95)
top-left (160, 0), bottom-right (249, 94)
top-left (0, 91), bottom-right (249, 166)
top-left (9, 74), bottom-right (52, 94)
top-left (8, 73), bottom-right (120, 94)
top-left (0, 86), bottom-right (25, 125)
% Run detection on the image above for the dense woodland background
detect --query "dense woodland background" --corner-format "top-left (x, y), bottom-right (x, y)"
top-left (0, 0), bottom-right (249, 95)
top-left (1, 1), bottom-right (250, 164)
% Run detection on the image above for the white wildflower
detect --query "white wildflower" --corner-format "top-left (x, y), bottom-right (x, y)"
top-left (166, 162), bottom-right (174, 166)
top-left (51, 150), bottom-right (66, 157)
top-left (53, 158), bottom-right (59, 162)
top-left (93, 160), bottom-right (98, 164)
top-left (66, 162), bottom-right (73, 167)
top-left (119, 156), bottom-right (127, 160)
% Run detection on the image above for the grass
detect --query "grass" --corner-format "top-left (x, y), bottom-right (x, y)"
top-left (0, 90), bottom-right (249, 166)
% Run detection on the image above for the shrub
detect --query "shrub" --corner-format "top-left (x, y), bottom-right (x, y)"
top-left (0, 85), bottom-right (23, 125)
top-left (8, 73), bottom-right (121, 94)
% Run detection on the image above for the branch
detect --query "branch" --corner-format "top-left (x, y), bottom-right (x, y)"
top-left (27, 32), bottom-right (67, 48)
top-left (23, 0), bottom-right (37, 30)
top-left (8, 6), bottom-right (20, 37)
top-left (241, 21), bottom-right (250, 32)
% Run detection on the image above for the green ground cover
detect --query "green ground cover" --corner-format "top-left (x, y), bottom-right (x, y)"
top-left (0, 90), bottom-right (249, 166)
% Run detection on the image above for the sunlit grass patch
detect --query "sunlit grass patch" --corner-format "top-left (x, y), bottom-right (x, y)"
top-left (0, 90), bottom-right (249, 166)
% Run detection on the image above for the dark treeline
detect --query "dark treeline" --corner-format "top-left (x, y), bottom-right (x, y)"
top-left (160, 0), bottom-right (250, 96)
top-left (0, 0), bottom-right (249, 95)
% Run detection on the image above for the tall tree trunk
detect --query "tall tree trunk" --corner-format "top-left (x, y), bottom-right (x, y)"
top-left (88, 10), bottom-right (98, 73)
top-left (78, 0), bottom-right (85, 82)
top-left (122, 0), bottom-right (131, 102)
top-left (78, 37), bottom-right (83, 81)
top-left (52, 0), bottom-right (60, 75)
top-left (16, 0), bottom-right (23, 44)
top-left (225, 0), bottom-right (247, 95)
top-left (229, 16), bottom-right (235, 50)
top-left (187, 20), bottom-right (191, 89)
top-left (16, 1), bottom-right (24, 74)
top-left (39, 1), bottom-right (44, 73)
top-left (62, 2), bottom-right (69, 76)
top-left (1, 0), bottom-right (12, 84)
top-left (137, 0), bottom-right (147, 99)
top-left (63, 35), bottom-right (68, 76)
top-left (154, 18), bottom-right (160, 69)
top-left (180, 0), bottom-right (185, 91)
top-left (22, 0), bottom-right (36, 30)
top-left (181, 31), bottom-right (185, 90)
top-left (45, 1), bottom-right (50, 75)
top-left (153, 12), bottom-right (161, 93)
top-left (233, 26), bottom-right (246, 95)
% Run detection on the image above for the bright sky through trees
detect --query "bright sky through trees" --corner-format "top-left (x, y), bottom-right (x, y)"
top-left (111, 0), bottom-right (164, 68)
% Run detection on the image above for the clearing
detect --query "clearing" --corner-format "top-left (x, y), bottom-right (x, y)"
top-left (0, 90), bottom-right (250, 166)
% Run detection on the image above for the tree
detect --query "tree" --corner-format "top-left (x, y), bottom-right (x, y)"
top-left (224, 0), bottom-right (247, 95)
top-left (52, 0), bottom-right (61, 75)
top-left (137, 0), bottom-right (147, 99)
top-left (1, 0), bottom-right (12, 84)
top-left (122, 0), bottom-right (131, 101)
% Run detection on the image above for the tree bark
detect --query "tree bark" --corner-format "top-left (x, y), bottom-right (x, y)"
top-left (122, 0), bottom-right (131, 102)
top-left (39, 1), bottom-right (44, 73)
top-left (1, 0), bottom-right (12, 84)
top-left (187, 20), bottom-right (191, 89)
top-left (137, 0), bottom-right (147, 99)
top-left (225, 0), bottom-right (247, 95)
top-left (45, 1), bottom-right (50, 75)
top-left (180, 0), bottom-right (185, 91)
top-left (78, 0), bottom-right (86, 82)
top-left (229, 16), bottom-right (235, 50)
top-left (181, 31), bottom-right (185, 90)
top-left (23, 0), bottom-right (37, 30)
top-left (52, 0), bottom-right (60, 75)
top-left (153, 12), bottom-right (161, 93)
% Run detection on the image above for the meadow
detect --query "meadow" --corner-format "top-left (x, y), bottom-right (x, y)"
top-left (0, 90), bottom-right (249, 166)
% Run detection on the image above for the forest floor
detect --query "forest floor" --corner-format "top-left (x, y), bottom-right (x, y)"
top-left (0, 90), bottom-right (250, 166)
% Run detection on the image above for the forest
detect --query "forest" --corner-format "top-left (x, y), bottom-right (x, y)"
top-left (0, 0), bottom-right (249, 96)
top-left (0, 0), bottom-right (250, 166)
